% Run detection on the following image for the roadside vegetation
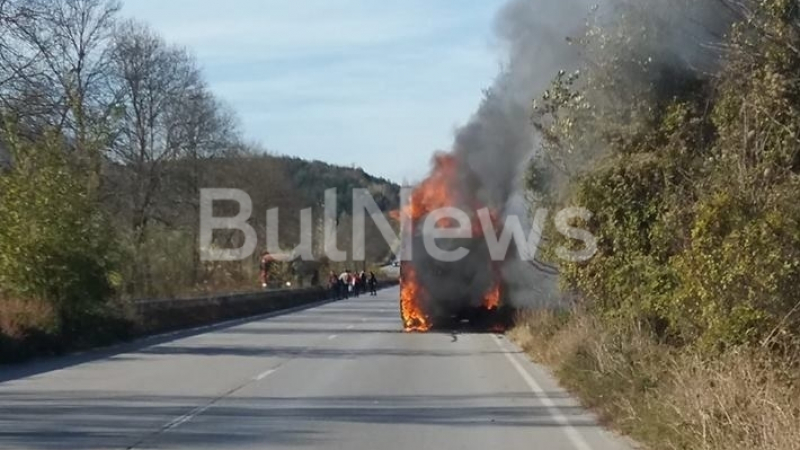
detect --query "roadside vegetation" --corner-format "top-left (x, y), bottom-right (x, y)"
top-left (517, 0), bottom-right (800, 449)
top-left (0, 0), bottom-right (398, 362)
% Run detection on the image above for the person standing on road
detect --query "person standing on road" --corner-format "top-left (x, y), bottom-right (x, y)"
top-left (360, 271), bottom-right (368, 295)
top-left (328, 271), bottom-right (339, 299)
top-left (339, 270), bottom-right (351, 299)
top-left (369, 271), bottom-right (378, 296)
top-left (351, 271), bottom-right (360, 298)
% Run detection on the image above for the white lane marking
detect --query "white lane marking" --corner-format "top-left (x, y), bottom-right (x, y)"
top-left (493, 335), bottom-right (593, 450)
top-left (328, 334), bottom-right (338, 340)
top-left (254, 369), bottom-right (277, 381)
top-left (163, 403), bottom-right (213, 431)
top-left (347, 325), bottom-right (355, 330)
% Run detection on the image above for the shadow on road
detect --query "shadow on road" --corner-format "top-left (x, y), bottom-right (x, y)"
top-left (133, 344), bottom-right (515, 360)
top-left (0, 391), bottom-right (593, 450)
top-left (0, 297), bottom-right (344, 384)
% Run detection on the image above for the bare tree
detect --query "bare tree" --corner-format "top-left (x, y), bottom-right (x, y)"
top-left (0, 1), bottom-right (43, 132)
top-left (108, 20), bottom-right (232, 291)
top-left (110, 22), bottom-right (191, 232)
top-left (172, 91), bottom-right (240, 283)
top-left (0, 1), bottom-right (28, 93)
top-left (1, 0), bottom-right (120, 187)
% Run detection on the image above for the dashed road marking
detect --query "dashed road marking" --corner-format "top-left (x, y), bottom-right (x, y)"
top-left (328, 334), bottom-right (338, 340)
top-left (254, 369), bottom-right (277, 381)
top-left (162, 404), bottom-right (212, 432)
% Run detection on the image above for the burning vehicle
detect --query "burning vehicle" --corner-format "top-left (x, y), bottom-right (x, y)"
top-left (395, 0), bottom-right (582, 331)
top-left (399, 154), bottom-right (514, 332)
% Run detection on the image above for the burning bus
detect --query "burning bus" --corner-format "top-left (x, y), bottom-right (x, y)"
top-left (399, 153), bottom-right (513, 332)
top-left (395, 70), bottom-right (560, 332)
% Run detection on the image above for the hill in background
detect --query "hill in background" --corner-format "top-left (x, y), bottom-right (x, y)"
top-left (279, 156), bottom-right (401, 214)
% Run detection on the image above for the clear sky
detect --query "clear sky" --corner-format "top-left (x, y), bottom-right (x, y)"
top-left (122, 0), bottom-right (507, 183)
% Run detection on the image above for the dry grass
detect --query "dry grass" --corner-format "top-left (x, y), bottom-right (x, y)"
top-left (510, 310), bottom-right (800, 450)
top-left (0, 295), bottom-right (61, 362)
top-left (666, 350), bottom-right (800, 450)
top-left (0, 296), bottom-right (57, 339)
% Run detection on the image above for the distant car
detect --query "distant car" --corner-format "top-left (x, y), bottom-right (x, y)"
top-left (392, 260), bottom-right (400, 267)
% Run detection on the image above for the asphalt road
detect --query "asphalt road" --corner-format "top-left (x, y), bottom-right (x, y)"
top-left (0, 286), bottom-right (634, 450)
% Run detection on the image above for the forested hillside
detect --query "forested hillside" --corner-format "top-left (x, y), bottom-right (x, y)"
top-left (281, 157), bottom-right (400, 213)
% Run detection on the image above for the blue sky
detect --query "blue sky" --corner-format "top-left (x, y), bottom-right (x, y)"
top-left (122, 0), bottom-right (507, 183)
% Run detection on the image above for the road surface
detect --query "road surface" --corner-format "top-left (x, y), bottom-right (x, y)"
top-left (0, 286), bottom-right (634, 450)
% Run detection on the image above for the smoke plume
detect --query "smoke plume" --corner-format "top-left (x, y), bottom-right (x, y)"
top-left (410, 0), bottom-right (738, 311)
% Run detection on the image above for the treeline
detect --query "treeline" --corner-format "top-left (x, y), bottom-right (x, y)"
top-left (518, 1), bottom-right (800, 449)
top-left (0, 0), bottom-right (399, 361)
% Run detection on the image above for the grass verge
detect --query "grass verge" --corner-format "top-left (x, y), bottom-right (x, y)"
top-left (509, 310), bottom-right (800, 450)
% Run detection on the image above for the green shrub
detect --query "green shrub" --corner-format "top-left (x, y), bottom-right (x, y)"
top-left (0, 132), bottom-right (119, 342)
top-left (534, 0), bottom-right (800, 351)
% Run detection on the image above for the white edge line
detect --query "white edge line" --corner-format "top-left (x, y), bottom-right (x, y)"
top-left (493, 335), bottom-right (594, 450)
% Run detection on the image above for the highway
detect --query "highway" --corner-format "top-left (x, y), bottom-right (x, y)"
top-left (0, 286), bottom-right (634, 450)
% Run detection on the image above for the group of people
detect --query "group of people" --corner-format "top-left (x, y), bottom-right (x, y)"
top-left (330, 270), bottom-right (378, 299)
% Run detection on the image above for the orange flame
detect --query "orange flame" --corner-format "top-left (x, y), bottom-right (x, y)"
top-left (400, 264), bottom-right (431, 332)
top-left (400, 152), bottom-right (504, 332)
top-left (482, 282), bottom-right (501, 310)
top-left (408, 154), bottom-right (459, 223)
top-left (400, 154), bottom-right (459, 332)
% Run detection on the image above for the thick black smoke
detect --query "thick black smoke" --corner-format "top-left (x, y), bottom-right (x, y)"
top-left (411, 0), bottom-right (737, 312)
